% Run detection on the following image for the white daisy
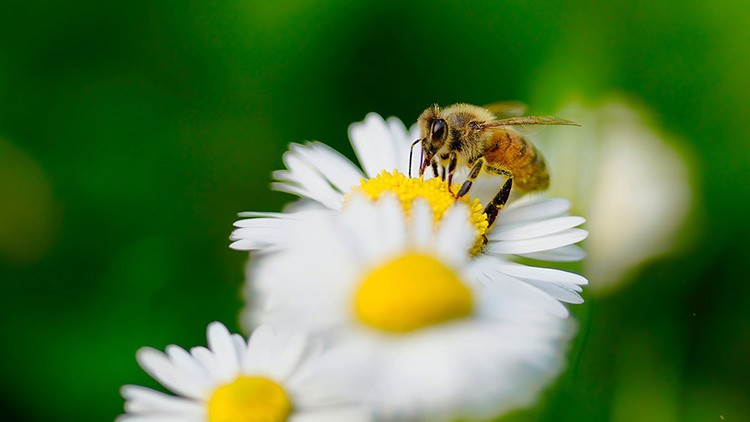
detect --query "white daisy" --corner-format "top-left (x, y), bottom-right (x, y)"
top-left (245, 194), bottom-right (574, 421)
top-left (119, 322), bottom-right (370, 422)
top-left (231, 112), bottom-right (588, 305)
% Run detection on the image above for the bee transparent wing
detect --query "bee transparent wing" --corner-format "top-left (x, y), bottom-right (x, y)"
top-left (485, 116), bottom-right (580, 136)
top-left (486, 116), bottom-right (580, 135)
top-left (489, 116), bottom-right (580, 127)
top-left (482, 101), bottom-right (528, 118)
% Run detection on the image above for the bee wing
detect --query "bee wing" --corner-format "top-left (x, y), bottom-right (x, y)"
top-left (486, 116), bottom-right (580, 135)
top-left (488, 116), bottom-right (580, 127)
top-left (482, 101), bottom-right (528, 118)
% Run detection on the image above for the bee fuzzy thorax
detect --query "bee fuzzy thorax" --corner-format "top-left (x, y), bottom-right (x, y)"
top-left (443, 103), bottom-right (496, 124)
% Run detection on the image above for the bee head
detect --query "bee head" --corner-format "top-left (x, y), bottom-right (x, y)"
top-left (415, 105), bottom-right (450, 175)
top-left (418, 117), bottom-right (447, 174)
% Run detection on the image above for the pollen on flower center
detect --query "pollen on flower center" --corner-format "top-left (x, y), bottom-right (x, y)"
top-left (354, 252), bottom-right (473, 333)
top-left (208, 376), bottom-right (292, 422)
top-left (350, 170), bottom-right (489, 255)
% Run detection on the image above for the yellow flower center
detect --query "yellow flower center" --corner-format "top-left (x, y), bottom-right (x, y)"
top-left (354, 252), bottom-right (473, 333)
top-left (208, 376), bottom-right (292, 422)
top-left (351, 170), bottom-right (489, 256)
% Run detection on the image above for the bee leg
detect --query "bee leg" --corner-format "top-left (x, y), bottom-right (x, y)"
top-left (431, 159), bottom-right (440, 178)
top-left (446, 151), bottom-right (458, 190)
top-left (440, 165), bottom-right (446, 181)
top-left (484, 176), bottom-right (513, 227)
top-left (456, 158), bottom-right (485, 199)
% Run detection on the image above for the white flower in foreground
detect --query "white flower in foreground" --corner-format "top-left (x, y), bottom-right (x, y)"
top-left (119, 322), bottom-right (369, 422)
top-left (245, 194), bottom-right (574, 421)
top-left (231, 113), bottom-right (588, 305)
top-left (534, 97), bottom-right (694, 293)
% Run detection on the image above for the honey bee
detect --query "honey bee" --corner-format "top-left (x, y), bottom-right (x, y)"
top-left (410, 102), bottom-right (578, 226)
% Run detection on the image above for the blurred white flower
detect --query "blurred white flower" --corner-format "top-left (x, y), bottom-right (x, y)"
top-left (231, 113), bottom-right (588, 305)
top-left (119, 322), bottom-right (369, 422)
top-left (534, 97), bottom-right (694, 292)
top-left (245, 194), bottom-right (574, 421)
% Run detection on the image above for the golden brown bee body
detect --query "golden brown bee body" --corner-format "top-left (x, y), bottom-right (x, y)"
top-left (478, 122), bottom-right (550, 192)
top-left (413, 102), bottom-right (576, 226)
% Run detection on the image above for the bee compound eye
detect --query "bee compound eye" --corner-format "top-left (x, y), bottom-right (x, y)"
top-left (431, 119), bottom-right (447, 141)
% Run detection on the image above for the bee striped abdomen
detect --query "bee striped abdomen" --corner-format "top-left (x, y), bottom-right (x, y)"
top-left (484, 130), bottom-right (549, 192)
top-left (521, 144), bottom-right (550, 191)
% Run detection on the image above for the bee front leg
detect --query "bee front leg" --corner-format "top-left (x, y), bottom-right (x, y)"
top-left (484, 174), bottom-right (513, 227)
top-left (456, 158), bottom-right (485, 199)
top-left (447, 151), bottom-right (458, 190)
top-left (431, 159), bottom-right (440, 178)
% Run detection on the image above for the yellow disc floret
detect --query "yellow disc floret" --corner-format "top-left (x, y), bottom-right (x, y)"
top-left (354, 252), bottom-right (473, 333)
top-left (208, 376), bottom-right (292, 422)
top-left (350, 170), bottom-right (489, 255)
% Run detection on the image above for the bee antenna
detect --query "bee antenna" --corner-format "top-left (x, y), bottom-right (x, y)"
top-left (409, 139), bottom-right (421, 178)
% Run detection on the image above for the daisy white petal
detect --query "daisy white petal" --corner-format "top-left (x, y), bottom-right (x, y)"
top-left (349, 113), bottom-right (401, 178)
top-left (285, 340), bottom-right (325, 388)
top-left (522, 279), bottom-right (585, 304)
top-left (121, 385), bottom-right (204, 415)
top-left (163, 345), bottom-right (212, 395)
top-left (385, 116), bottom-right (418, 175)
top-left (340, 194), bottom-right (397, 263)
top-left (485, 228), bottom-right (589, 255)
top-left (206, 322), bottom-right (241, 381)
top-left (271, 180), bottom-right (342, 210)
top-left (488, 215), bottom-right (586, 241)
top-left (495, 264), bottom-right (588, 286)
top-left (136, 348), bottom-right (206, 400)
top-left (289, 141), bottom-right (364, 193)
top-left (241, 324), bottom-right (277, 373)
top-left (470, 262), bottom-right (571, 319)
top-left (410, 198), bottom-right (435, 247)
top-left (433, 203), bottom-right (474, 265)
top-left (230, 209), bottom-right (331, 251)
top-left (230, 217), bottom-right (290, 245)
top-left (519, 244), bottom-right (587, 262)
top-left (271, 142), bottom-right (357, 210)
top-left (230, 333), bottom-right (246, 355)
top-left (264, 332), bottom-right (309, 382)
top-left (499, 197), bottom-right (572, 224)
top-left (188, 346), bottom-right (223, 384)
top-left (375, 194), bottom-right (409, 256)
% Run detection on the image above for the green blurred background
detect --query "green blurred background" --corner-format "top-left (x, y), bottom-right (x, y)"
top-left (1, 1), bottom-right (748, 420)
